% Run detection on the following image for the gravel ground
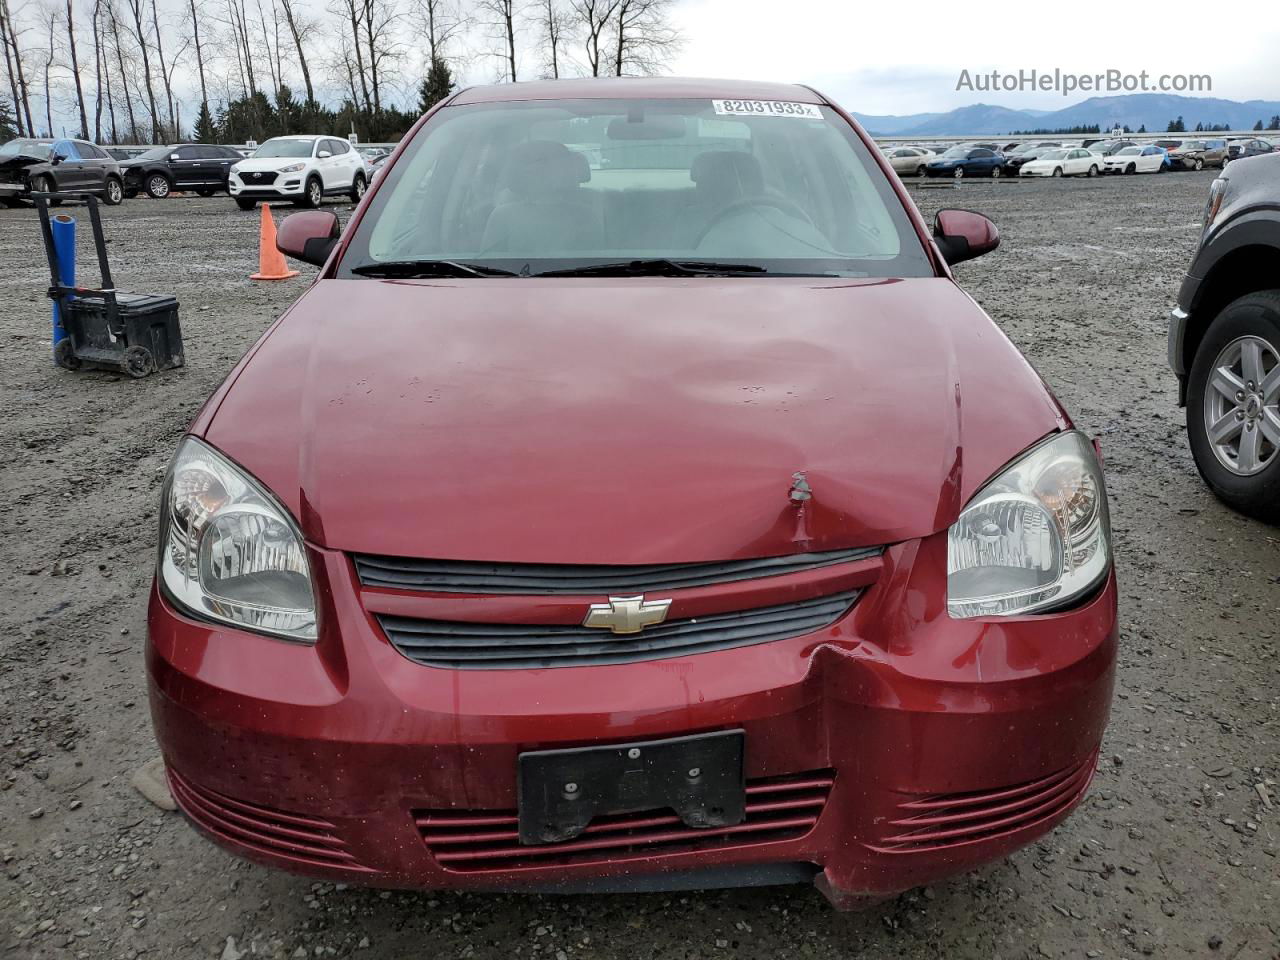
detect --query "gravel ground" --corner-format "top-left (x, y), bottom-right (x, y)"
top-left (1, 174), bottom-right (1277, 960)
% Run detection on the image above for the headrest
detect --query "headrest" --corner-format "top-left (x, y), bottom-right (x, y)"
top-left (690, 151), bottom-right (765, 196)
top-left (501, 140), bottom-right (591, 197)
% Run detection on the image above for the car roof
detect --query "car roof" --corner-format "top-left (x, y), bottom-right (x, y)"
top-left (450, 76), bottom-right (825, 106)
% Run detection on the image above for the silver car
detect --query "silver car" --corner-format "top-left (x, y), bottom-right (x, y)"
top-left (882, 146), bottom-right (935, 177)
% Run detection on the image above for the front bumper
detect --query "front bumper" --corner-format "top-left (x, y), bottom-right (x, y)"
top-left (147, 534), bottom-right (1117, 903)
top-left (229, 175), bottom-right (305, 198)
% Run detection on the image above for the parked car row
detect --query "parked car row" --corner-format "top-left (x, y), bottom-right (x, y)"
top-left (0, 134), bottom-right (379, 209)
top-left (883, 135), bottom-right (1277, 180)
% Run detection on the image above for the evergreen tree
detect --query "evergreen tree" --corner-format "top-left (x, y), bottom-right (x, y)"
top-left (0, 97), bottom-right (16, 142)
top-left (1137, 124), bottom-right (1147, 133)
top-left (1167, 116), bottom-right (1185, 133)
top-left (275, 85), bottom-right (301, 135)
top-left (418, 57), bottom-right (454, 116)
top-left (193, 101), bottom-right (219, 143)
top-left (1254, 120), bottom-right (1264, 131)
top-left (1194, 121), bottom-right (1204, 132)
top-left (1269, 115), bottom-right (1280, 131)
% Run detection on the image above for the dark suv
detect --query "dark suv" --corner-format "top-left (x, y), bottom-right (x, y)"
top-left (1169, 152), bottom-right (1280, 522)
top-left (119, 143), bottom-right (244, 198)
top-left (0, 137), bottom-right (124, 205)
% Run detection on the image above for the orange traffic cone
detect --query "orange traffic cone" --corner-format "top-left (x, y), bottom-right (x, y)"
top-left (250, 203), bottom-right (299, 281)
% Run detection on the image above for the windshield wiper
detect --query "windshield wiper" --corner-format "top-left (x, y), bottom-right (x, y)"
top-left (349, 259), bottom-right (520, 278)
top-left (537, 258), bottom-right (769, 278)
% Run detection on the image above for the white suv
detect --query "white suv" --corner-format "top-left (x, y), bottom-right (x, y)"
top-left (229, 136), bottom-right (367, 210)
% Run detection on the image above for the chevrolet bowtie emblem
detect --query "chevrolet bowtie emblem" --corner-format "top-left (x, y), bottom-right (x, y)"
top-left (583, 596), bottom-right (672, 634)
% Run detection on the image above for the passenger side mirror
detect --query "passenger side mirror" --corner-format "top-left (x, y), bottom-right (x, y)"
top-left (51, 153), bottom-right (65, 165)
top-left (277, 210), bottom-right (341, 266)
top-left (317, 150), bottom-right (332, 159)
top-left (933, 209), bottom-right (1000, 266)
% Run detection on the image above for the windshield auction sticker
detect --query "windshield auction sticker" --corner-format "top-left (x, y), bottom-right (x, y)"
top-left (711, 100), bottom-right (823, 119)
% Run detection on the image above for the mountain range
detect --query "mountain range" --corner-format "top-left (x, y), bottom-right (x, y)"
top-left (852, 94), bottom-right (1280, 137)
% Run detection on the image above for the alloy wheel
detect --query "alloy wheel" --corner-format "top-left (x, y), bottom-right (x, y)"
top-left (105, 179), bottom-right (123, 204)
top-left (1203, 335), bottom-right (1280, 475)
top-left (308, 180), bottom-right (322, 207)
top-left (953, 166), bottom-right (964, 179)
top-left (148, 175), bottom-right (170, 198)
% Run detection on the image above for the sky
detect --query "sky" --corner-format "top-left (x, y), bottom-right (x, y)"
top-left (667, 0), bottom-right (1280, 114)
top-left (12, 0), bottom-right (1280, 136)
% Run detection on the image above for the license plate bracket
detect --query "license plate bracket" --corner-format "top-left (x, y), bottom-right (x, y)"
top-left (517, 730), bottom-right (745, 845)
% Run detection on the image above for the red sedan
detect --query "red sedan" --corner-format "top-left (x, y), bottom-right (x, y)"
top-left (147, 77), bottom-right (1116, 908)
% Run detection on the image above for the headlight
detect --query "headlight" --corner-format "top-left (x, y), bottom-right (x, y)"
top-left (158, 437), bottom-right (317, 641)
top-left (279, 162), bottom-right (305, 173)
top-left (229, 163), bottom-right (240, 175)
top-left (947, 431), bottom-right (1110, 619)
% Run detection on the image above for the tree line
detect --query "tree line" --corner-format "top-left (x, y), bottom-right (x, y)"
top-left (0, 0), bottom-right (680, 145)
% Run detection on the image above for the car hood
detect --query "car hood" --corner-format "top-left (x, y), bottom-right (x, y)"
top-left (235, 156), bottom-right (311, 173)
top-left (201, 277), bottom-right (1066, 563)
top-left (0, 153), bottom-right (50, 176)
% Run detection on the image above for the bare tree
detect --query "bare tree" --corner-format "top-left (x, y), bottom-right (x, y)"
top-left (1, 0), bottom-right (35, 132)
top-left (611, 0), bottom-right (678, 76)
top-left (528, 0), bottom-right (569, 79)
top-left (478, 0), bottom-right (518, 82)
top-left (105, 0), bottom-right (138, 139)
top-left (568, 0), bottom-right (616, 77)
top-left (123, 0), bottom-right (159, 138)
top-left (277, 0), bottom-right (313, 101)
top-left (183, 0), bottom-right (207, 106)
top-left (63, 0), bottom-right (88, 135)
top-left (332, 0), bottom-right (369, 110)
top-left (149, 0), bottom-right (175, 137)
top-left (41, 5), bottom-right (54, 135)
top-left (411, 0), bottom-right (458, 64)
top-left (254, 0), bottom-right (278, 93)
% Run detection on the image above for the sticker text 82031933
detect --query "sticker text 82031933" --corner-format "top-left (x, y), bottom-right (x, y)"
top-left (711, 100), bottom-right (823, 119)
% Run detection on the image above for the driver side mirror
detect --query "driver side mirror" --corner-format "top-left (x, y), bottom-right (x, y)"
top-left (51, 153), bottom-right (65, 165)
top-left (933, 209), bottom-right (999, 266)
top-left (277, 210), bottom-right (341, 266)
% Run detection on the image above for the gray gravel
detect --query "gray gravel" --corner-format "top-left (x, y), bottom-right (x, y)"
top-left (1, 175), bottom-right (1278, 959)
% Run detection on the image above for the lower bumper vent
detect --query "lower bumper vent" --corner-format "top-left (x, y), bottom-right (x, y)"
top-left (169, 768), bottom-right (370, 871)
top-left (415, 770), bottom-right (833, 872)
top-left (868, 751), bottom-right (1098, 854)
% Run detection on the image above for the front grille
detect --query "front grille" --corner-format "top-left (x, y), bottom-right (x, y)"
top-left (867, 751), bottom-right (1098, 854)
top-left (353, 548), bottom-right (881, 594)
top-left (240, 171), bottom-right (278, 185)
top-left (168, 769), bottom-right (370, 871)
top-left (416, 770), bottom-right (833, 872)
top-left (378, 590), bottom-right (858, 669)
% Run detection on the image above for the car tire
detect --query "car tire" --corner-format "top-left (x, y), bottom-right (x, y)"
top-left (991, 166), bottom-right (1001, 178)
top-left (298, 177), bottom-right (323, 208)
top-left (102, 177), bottom-right (124, 205)
top-left (1185, 290), bottom-right (1280, 524)
top-left (953, 166), bottom-right (964, 179)
top-left (915, 164), bottom-right (926, 178)
top-left (235, 198), bottom-right (257, 211)
top-left (1193, 157), bottom-right (1204, 171)
top-left (350, 173), bottom-right (367, 202)
top-left (1052, 167), bottom-right (1063, 178)
top-left (33, 174), bottom-right (59, 204)
top-left (1087, 165), bottom-right (1098, 177)
top-left (1126, 163), bottom-right (1136, 174)
top-left (145, 173), bottom-right (172, 199)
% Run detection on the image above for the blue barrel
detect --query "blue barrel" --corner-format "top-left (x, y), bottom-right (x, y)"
top-left (51, 214), bottom-right (76, 353)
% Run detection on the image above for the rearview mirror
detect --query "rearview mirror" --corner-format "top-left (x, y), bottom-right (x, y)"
top-left (277, 210), bottom-right (341, 266)
top-left (933, 209), bottom-right (999, 266)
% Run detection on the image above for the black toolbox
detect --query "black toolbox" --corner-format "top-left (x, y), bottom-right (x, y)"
top-left (36, 193), bottom-right (184, 377)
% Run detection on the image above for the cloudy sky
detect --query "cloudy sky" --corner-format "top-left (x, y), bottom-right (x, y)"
top-left (668, 0), bottom-right (1279, 114)
top-left (13, 0), bottom-right (1280, 136)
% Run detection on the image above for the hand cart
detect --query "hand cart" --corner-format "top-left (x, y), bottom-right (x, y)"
top-left (35, 192), bottom-right (184, 378)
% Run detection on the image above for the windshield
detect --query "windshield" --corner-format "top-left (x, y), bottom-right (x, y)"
top-left (940, 147), bottom-right (968, 158)
top-left (339, 98), bottom-right (931, 279)
top-left (1038, 150), bottom-right (1068, 160)
top-left (136, 146), bottom-right (173, 161)
top-left (0, 139), bottom-right (52, 159)
top-left (254, 139), bottom-right (314, 158)
top-left (1116, 147), bottom-right (1141, 156)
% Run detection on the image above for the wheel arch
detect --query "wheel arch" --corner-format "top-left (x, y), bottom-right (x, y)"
top-left (1181, 243), bottom-right (1280, 398)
